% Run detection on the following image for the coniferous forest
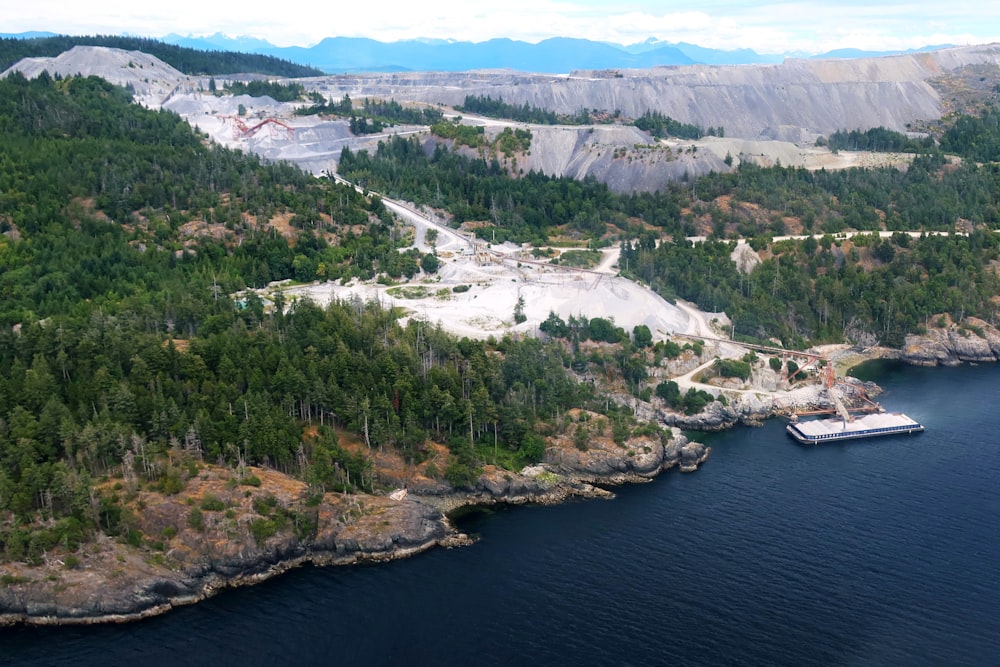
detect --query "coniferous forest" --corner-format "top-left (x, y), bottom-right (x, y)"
top-left (0, 73), bottom-right (622, 561)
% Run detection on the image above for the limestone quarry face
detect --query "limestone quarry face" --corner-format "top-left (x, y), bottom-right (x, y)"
top-left (6, 43), bottom-right (1000, 191)
top-left (301, 44), bottom-right (1000, 140)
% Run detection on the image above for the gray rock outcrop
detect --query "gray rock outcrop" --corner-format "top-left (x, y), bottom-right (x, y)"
top-left (659, 400), bottom-right (742, 431)
top-left (2, 46), bottom-right (187, 100)
top-left (543, 429), bottom-right (710, 481)
top-left (902, 316), bottom-right (1000, 366)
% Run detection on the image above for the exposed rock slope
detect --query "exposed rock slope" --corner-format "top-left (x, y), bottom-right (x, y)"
top-left (2, 46), bottom-right (187, 101)
top-left (496, 125), bottom-right (727, 192)
top-left (306, 44), bottom-right (1000, 140)
top-left (9, 44), bottom-right (1000, 191)
top-left (902, 316), bottom-right (1000, 366)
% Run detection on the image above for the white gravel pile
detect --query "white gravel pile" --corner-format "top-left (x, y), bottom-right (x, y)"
top-left (3, 46), bottom-right (185, 99)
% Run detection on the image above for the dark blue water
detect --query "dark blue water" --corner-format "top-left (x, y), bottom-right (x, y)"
top-left (4, 363), bottom-right (999, 666)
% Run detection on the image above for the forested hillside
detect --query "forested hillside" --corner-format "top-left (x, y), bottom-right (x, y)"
top-left (0, 74), bottom-right (616, 562)
top-left (0, 73), bottom-right (408, 321)
top-left (340, 137), bottom-right (1000, 240)
top-left (338, 136), bottom-right (670, 243)
top-left (620, 231), bottom-right (1000, 348)
top-left (0, 35), bottom-right (322, 77)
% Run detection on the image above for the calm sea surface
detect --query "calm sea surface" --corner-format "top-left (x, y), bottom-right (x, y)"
top-left (3, 362), bottom-right (999, 666)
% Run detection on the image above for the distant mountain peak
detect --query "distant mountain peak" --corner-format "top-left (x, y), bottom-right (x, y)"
top-left (138, 33), bottom-right (962, 74)
top-left (0, 30), bottom-right (58, 39)
top-left (161, 32), bottom-right (276, 52)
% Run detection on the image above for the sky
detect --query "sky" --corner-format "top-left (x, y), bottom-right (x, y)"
top-left (4, 0), bottom-right (999, 54)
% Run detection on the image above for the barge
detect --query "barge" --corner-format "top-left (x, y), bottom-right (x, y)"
top-left (786, 412), bottom-right (923, 444)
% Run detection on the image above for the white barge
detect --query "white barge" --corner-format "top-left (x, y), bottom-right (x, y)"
top-left (786, 412), bottom-right (923, 444)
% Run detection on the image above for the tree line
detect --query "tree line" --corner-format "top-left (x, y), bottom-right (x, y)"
top-left (222, 80), bottom-right (306, 102)
top-left (940, 108), bottom-right (1000, 162)
top-left (632, 110), bottom-right (723, 140)
top-left (456, 95), bottom-right (562, 124)
top-left (0, 35), bottom-right (322, 77)
top-left (821, 126), bottom-right (935, 153)
top-left (455, 95), bottom-right (725, 140)
top-left (296, 94), bottom-right (444, 134)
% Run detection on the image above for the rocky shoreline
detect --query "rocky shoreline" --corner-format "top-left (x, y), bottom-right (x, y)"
top-left (3, 316), bottom-right (993, 628)
top-left (0, 491), bottom-right (450, 627)
top-left (0, 427), bottom-right (709, 628)
top-left (899, 315), bottom-right (1000, 366)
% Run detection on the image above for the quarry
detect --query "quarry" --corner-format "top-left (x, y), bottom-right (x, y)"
top-left (6, 43), bottom-right (1000, 191)
top-left (5, 41), bottom-right (1000, 408)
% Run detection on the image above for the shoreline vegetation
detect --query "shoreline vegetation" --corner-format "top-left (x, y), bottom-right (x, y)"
top-left (1, 341), bottom-right (957, 628)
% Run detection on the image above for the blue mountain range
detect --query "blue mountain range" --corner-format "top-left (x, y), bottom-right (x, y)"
top-left (160, 34), bottom-right (952, 73)
top-left (1, 31), bottom-right (952, 74)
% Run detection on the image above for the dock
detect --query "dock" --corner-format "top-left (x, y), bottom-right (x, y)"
top-left (787, 412), bottom-right (923, 444)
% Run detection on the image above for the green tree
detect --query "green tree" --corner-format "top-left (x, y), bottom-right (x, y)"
top-left (587, 317), bottom-right (620, 343)
top-left (655, 381), bottom-right (681, 405)
top-left (632, 324), bottom-right (653, 347)
top-left (539, 311), bottom-right (569, 338)
top-left (420, 253), bottom-right (439, 273)
top-left (513, 296), bottom-right (527, 324)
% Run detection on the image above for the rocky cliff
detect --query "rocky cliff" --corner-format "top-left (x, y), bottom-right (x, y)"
top-left (0, 467), bottom-right (447, 626)
top-left (542, 427), bottom-right (709, 481)
top-left (902, 315), bottom-right (1000, 366)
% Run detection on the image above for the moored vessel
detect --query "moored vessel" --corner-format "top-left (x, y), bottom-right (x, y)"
top-left (786, 412), bottom-right (923, 444)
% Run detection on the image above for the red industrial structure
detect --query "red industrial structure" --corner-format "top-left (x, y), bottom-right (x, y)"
top-left (222, 116), bottom-right (294, 139)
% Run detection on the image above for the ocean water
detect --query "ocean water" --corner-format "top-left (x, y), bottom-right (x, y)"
top-left (3, 362), bottom-right (999, 666)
